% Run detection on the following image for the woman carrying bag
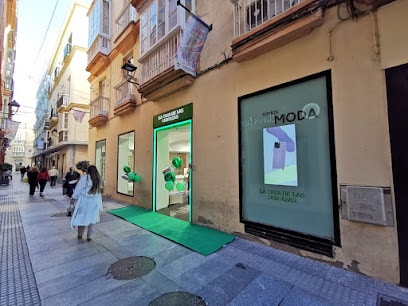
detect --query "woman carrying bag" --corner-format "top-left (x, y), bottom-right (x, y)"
top-left (70, 165), bottom-right (103, 241)
top-left (64, 167), bottom-right (80, 198)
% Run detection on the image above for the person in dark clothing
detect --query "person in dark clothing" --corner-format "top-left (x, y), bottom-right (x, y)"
top-left (20, 166), bottom-right (26, 181)
top-left (27, 166), bottom-right (39, 196)
top-left (38, 167), bottom-right (50, 197)
top-left (64, 167), bottom-right (80, 198)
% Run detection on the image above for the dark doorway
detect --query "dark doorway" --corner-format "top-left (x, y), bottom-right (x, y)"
top-left (385, 63), bottom-right (408, 287)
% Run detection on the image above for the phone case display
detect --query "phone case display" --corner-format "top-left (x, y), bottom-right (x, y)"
top-left (273, 142), bottom-right (287, 170)
top-left (263, 124), bottom-right (298, 186)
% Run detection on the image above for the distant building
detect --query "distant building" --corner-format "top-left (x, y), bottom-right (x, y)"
top-left (32, 1), bottom-right (91, 178)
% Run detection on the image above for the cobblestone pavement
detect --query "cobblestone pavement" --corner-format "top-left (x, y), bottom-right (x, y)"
top-left (0, 192), bottom-right (41, 305)
top-left (1, 175), bottom-right (408, 306)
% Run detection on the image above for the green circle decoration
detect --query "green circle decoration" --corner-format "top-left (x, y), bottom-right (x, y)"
top-left (172, 157), bottom-right (183, 169)
top-left (164, 172), bottom-right (176, 182)
top-left (128, 172), bottom-right (137, 181)
top-left (176, 182), bottom-right (185, 191)
top-left (165, 181), bottom-right (174, 191)
top-left (123, 165), bottom-right (131, 174)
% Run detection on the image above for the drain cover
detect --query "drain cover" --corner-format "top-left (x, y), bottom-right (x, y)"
top-left (377, 294), bottom-right (408, 306)
top-left (108, 256), bottom-right (155, 280)
top-left (51, 212), bottom-right (69, 217)
top-left (149, 292), bottom-right (207, 306)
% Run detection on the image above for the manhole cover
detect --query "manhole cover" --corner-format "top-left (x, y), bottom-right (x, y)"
top-left (51, 212), bottom-right (69, 217)
top-left (108, 256), bottom-right (155, 280)
top-left (377, 294), bottom-right (408, 306)
top-left (149, 292), bottom-right (207, 306)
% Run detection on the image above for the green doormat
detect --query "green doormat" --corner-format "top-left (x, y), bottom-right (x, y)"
top-left (107, 206), bottom-right (235, 256)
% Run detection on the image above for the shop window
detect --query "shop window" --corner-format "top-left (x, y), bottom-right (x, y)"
top-left (238, 71), bottom-right (339, 255)
top-left (117, 131), bottom-right (135, 196)
top-left (95, 139), bottom-right (106, 182)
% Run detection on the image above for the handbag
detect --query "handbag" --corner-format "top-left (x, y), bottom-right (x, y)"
top-left (67, 199), bottom-right (75, 217)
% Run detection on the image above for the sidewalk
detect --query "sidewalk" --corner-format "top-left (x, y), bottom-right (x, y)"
top-left (1, 176), bottom-right (408, 306)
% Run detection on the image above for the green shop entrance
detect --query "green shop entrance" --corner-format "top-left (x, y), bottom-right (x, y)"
top-left (153, 103), bottom-right (193, 222)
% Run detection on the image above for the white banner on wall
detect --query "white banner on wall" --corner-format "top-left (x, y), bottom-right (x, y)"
top-left (174, 14), bottom-right (211, 76)
top-left (5, 119), bottom-right (20, 139)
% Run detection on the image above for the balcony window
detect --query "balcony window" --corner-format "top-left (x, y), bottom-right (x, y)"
top-left (140, 0), bottom-right (194, 56)
top-left (231, 0), bottom-right (323, 62)
top-left (63, 34), bottom-right (73, 60)
top-left (88, 0), bottom-right (111, 65)
top-left (89, 0), bottom-right (111, 46)
top-left (233, 0), bottom-right (304, 37)
top-left (89, 96), bottom-right (109, 127)
top-left (114, 2), bottom-right (138, 40)
top-left (56, 95), bottom-right (69, 109)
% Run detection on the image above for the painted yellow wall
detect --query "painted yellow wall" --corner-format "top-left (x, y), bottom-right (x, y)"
top-left (88, 0), bottom-right (408, 283)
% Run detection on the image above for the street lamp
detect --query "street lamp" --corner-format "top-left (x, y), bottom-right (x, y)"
top-left (8, 100), bottom-right (20, 116)
top-left (121, 60), bottom-right (140, 88)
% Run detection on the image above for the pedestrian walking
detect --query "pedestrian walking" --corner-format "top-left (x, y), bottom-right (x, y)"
top-left (27, 166), bottom-right (39, 196)
top-left (48, 166), bottom-right (58, 187)
top-left (64, 167), bottom-right (80, 198)
top-left (38, 167), bottom-right (50, 197)
top-left (20, 165), bottom-right (26, 181)
top-left (70, 165), bottom-right (103, 241)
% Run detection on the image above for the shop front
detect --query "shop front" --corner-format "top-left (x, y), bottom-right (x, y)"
top-left (239, 71), bottom-right (340, 256)
top-left (153, 103), bottom-right (193, 222)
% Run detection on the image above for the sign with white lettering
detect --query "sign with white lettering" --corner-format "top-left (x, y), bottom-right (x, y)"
top-left (153, 103), bottom-right (193, 128)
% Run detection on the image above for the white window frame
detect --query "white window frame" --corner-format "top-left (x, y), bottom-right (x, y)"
top-left (140, 0), bottom-right (194, 56)
top-left (88, 0), bottom-right (111, 47)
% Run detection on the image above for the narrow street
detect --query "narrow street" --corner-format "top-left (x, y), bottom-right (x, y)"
top-left (0, 174), bottom-right (407, 305)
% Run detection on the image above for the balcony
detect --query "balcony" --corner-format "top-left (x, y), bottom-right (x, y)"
top-left (114, 81), bottom-right (137, 116)
top-left (138, 28), bottom-right (195, 100)
top-left (231, 0), bottom-right (323, 62)
top-left (89, 96), bottom-right (109, 127)
top-left (49, 109), bottom-right (58, 128)
top-left (56, 95), bottom-right (69, 110)
top-left (113, 3), bottom-right (139, 55)
top-left (86, 34), bottom-right (111, 78)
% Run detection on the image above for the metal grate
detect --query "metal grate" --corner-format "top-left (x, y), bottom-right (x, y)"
top-left (108, 256), bottom-right (155, 280)
top-left (149, 292), bottom-right (207, 306)
top-left (377, 294), bottom-right (408, 306)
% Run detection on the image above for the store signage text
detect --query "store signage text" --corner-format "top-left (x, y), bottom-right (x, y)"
top-left (259, 188), bottom-right (305, 203)
top-left (158, 108), bottom-right (184, 123)
top-left (153, 103), bottom-right (193, 128)
top-left (242, 103), bottom-right (320, 128)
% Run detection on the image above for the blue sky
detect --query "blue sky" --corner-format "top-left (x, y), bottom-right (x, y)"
top-left (13, 0), bottom-right (72, 113)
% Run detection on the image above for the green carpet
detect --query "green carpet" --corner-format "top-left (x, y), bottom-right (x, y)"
top-left (107, 206), bottom-right (235, 256)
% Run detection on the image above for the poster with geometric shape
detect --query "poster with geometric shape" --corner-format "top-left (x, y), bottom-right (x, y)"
top-left (263, 124), bottom-right (298, 186)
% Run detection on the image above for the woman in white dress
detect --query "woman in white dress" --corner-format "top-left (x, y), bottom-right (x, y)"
top-left (70, 165), bottom-right (103, 241)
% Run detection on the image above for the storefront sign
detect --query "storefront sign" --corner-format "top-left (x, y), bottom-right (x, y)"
top-left (153, 103), bottom-right (193, 128)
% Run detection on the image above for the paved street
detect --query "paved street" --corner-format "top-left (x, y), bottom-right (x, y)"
top-left (1, 174), bottom-right (408, 306)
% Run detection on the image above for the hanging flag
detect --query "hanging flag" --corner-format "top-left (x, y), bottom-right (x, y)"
top-left (4, 119), bottom-right (20, 139)
top-left (73, 109), bottom-right (86, 123)
top-left (174, 14), bottom-right (211, 76)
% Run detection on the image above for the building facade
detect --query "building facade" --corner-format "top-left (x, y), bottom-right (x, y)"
top-left (0, 0), bottom-right (20, 173)
top-left (85, 0), bottom-right (408, 286)
top-left (33, 1), bottom-right (91, 177)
